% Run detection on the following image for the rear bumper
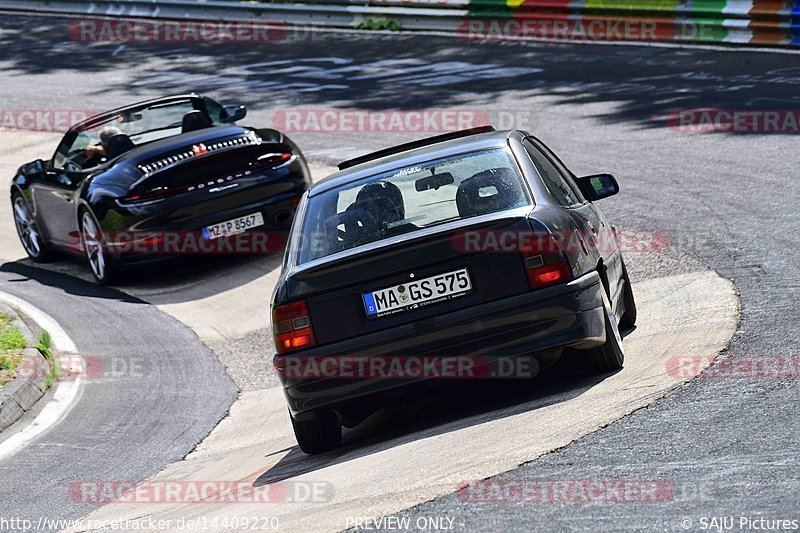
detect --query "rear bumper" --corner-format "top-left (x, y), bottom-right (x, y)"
top-left (109, 193), bottom-right (302, 266)
top-left (274, 270), bottom-right (606, 417)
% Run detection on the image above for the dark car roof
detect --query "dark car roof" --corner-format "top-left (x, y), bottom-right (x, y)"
top-left (309, 129), bottom-right (519, 197)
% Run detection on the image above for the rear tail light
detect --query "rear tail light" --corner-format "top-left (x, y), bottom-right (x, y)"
top-left (126, 187), bottom-right (171, 202)
top-left (255, 151), bottom-right (293, 168)
top-left (522, 234), bottom-right (574, 289)
top-left (273, 300), bottom-right (316, 355)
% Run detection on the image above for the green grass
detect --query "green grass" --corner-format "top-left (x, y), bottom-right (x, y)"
top-left (43, 355), bottom-right (59, 390)
top-left (36, 330), bottom-right (58, 388)
top-left (35, 330), bottom-right (52, 359)
top-left (355, 18), bottom-right (402, 31)
top-left (0, 314), bottom-right (27, 387)
top-left (0, 315), bottom-right (26, 353)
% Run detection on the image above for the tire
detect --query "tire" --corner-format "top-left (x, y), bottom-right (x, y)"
top-left (12, 192), bottom-right (51, 262)
top-left (80, 209), bottom-right (118, 285)
top-left (619, 259), bottom-right (637, 329)
top-left (290, 410), bottom-right (342, 454)
top-left (585, 287), bottom-right (625, 374)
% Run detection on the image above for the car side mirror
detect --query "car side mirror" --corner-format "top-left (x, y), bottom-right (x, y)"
top-left (22, 159), bottom-right (45, 177)
top-left (577, 173), bottom-right (619, 201)
top-left (223, 105), bottom-right (247, 123)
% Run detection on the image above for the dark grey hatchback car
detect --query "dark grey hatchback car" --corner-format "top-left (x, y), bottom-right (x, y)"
top-left (271, 127), bottom-right (636, 454)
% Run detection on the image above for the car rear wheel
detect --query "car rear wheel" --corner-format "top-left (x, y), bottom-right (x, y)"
top-left (619, 259), bottom-right (637, 329)
top-left (81, 210), bottom-right (117, 285)
top-left (12, 193), bottom-right (50, 262)
top-left (290, 410), bottom-right (342, 454)
top-left (585, 287), bottom-right (625, 373)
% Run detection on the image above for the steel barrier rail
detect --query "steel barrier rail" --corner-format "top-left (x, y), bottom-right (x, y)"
top-left (467, 0), bottom-right (800, 46)
top-left (0, 0), bottom-right (468, 31)
top-left (0, 0), bottom-right (796, 46)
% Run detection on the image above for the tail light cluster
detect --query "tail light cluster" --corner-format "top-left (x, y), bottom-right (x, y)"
top-left (521, 234), bottom-right (574, 290)
top-left (256, 151), bottom-right (293, 168)
top-left (273, 300), bottom-right (316, 355)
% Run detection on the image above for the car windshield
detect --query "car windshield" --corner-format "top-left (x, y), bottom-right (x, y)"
top-left (296, 148), bottom-right (531, 265)
top-left (52, 99), bottom-right (207, 171)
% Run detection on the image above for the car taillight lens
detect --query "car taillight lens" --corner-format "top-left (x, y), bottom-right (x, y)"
top-left (522, 235), bottom-right (574, 289)
top-left (255, 151), bottom-right (293, 168)
top-left (273, 300), bottom-right (316, 355)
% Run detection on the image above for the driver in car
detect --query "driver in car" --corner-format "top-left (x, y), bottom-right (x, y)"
top-left (83, 126), bottom-right (122, 168)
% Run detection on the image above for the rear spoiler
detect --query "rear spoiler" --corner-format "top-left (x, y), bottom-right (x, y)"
top-left (337, 126), bottom-right (496, 171)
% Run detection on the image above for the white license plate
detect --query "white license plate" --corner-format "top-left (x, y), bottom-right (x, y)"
top-left (203, 212), bottom-right (264, 240)
top-left (363, 268), bottom-right (472, 318)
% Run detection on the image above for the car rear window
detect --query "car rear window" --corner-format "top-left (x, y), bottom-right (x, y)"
top-left (296, 148), bottom-right (531, 265)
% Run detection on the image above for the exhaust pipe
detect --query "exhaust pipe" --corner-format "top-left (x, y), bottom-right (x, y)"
top-left (273, 208), bottom-right (294, 227)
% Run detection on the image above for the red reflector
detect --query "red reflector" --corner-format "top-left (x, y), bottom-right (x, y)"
top-left (139, 235), bottom-right (164, 247)
top-left (526, 261), bottom-right (572, 289)
top-left (254, 152), bottom-right (293, 169)
top-left (277, 328), bottom-right (314, 352)
top-left (126, 188), bottom-right (170, 202)
top-left (273, 301), bottom-right (315, 354)
top-left (192, 144), bottom-right (208, 156)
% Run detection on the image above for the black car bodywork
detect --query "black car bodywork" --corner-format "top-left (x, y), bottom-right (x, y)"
top-left (271, 127), bottom-right (636, 454)
top-left (11, 94), bottom-right (311, 283)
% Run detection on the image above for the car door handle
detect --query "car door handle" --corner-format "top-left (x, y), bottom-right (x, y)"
top-left (57, 175), bottom-right (72, 186)
top-left (587, 220), bottom-right (597, 234)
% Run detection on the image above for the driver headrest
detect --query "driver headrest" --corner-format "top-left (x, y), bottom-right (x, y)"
top-left (105, 134), bottom-right (136, 160)
top-left (181, 110), bottom-right (213, 133)
top-left (356, 181), bottom-right (405, 223)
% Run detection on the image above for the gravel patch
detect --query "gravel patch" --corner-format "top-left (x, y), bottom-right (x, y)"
top-left (206, 328), bottom-right (280, 392)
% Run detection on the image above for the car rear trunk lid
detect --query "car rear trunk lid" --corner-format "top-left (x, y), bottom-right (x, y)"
top-left (288, 211), bottom-right (534, 347)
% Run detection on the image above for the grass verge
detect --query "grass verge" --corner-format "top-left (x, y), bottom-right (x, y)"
top-left (0, 313), bottom-right (27, 387)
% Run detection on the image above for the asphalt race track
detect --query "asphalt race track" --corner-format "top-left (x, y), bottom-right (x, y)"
top-left (67, 270), bottom-right (738, 532)
top-left (0, 267), bottom-right (236, 524)
top-left (0, 12), bottom-right (798, 532)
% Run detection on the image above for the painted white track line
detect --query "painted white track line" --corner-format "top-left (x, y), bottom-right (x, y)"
top-left (0, 289), bottom-right (85, 461)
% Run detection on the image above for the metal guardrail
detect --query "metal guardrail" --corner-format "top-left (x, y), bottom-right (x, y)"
top-left (0, 0), bottom-right (796, 46)
top-left (0, 0), bottom-right (467, 30)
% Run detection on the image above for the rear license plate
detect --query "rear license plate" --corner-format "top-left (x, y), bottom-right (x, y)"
top-left (363, 268), bottom-right (472, 319)
top-left (203, 212), bottom-right (264, 240)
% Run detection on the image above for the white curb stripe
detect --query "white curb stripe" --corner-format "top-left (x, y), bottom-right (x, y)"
top-left (0, 290), bottom-right (84, 461)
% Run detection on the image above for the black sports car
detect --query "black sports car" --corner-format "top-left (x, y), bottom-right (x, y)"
top-left (271, 126), bottom-right (636, 454)
top-left (11, 94), bottom-right (311, 283)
